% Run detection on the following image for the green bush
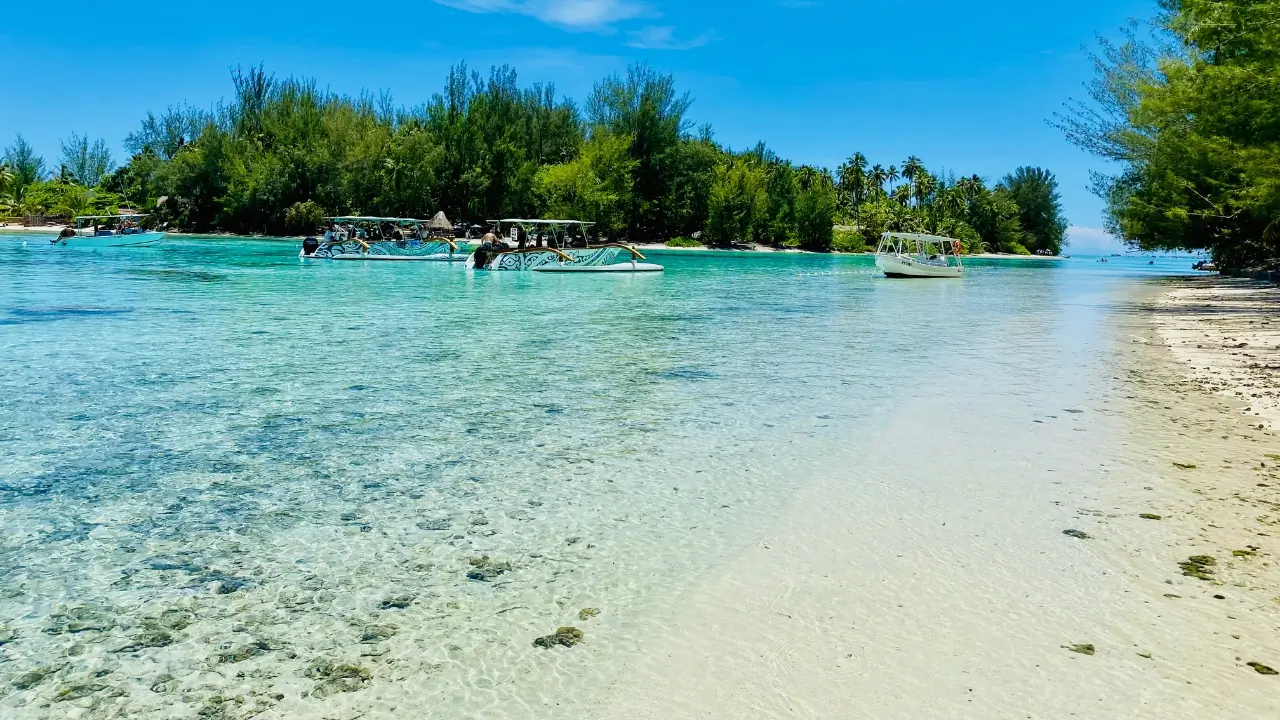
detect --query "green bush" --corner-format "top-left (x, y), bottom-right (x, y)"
top-left (1006, 241), bottom-right (1032, 255)
top-left (665, 236), bottom-right (702, 247)
top-left (284, 200), bottom-right (324, 236)
top-left (832, 227), bottom-right (868, 253)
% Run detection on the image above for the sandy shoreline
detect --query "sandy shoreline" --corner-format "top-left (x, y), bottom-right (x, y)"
top-left (1148, 277), bottom-right (1280, 428)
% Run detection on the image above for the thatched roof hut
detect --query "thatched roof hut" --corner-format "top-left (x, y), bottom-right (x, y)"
top-left (427, 211), bottom-right (452, 233)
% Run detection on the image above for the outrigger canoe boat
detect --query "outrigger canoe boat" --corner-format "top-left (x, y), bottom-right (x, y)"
top-left (467, 219), bottom-right (663, 273)
top-left (302, 214), bottom-right (470, 262)
top-left (54, 215), bottom-right (165, 248)
top-left (875, 232), bottom-right (964, 278)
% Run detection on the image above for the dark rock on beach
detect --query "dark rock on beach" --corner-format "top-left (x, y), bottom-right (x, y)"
top-left (1062, 529), bottom-right (1091, 540)
top-left (1064, 643), bottom-right (1096, 656)
top-left (1248, 661), bottom-right (1278, 675)
top-left (1179, 555), bottom-right (1217, 580)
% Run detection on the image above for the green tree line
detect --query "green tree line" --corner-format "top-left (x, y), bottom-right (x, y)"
top-left (3, 64), bottom-right (1066, 254)
top-left (1060, 0), bottom-right (1280, 269)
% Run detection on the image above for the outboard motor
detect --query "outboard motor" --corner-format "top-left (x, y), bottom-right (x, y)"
top-left (302, 237), bottom-right (320, 256)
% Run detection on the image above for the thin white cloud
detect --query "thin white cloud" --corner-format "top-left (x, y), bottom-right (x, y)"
top-left (626, 25), bottom-right (713, 50)
top-left (1067, 225), bottom-right (1128, 253)
top-left (435, 0), bottom-right (648, 30)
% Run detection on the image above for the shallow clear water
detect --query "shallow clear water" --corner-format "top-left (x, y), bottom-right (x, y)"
top-left (0, 236), bottom-right (1199, 717)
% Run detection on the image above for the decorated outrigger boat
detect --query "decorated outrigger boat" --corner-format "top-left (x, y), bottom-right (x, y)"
top-left (467, 219), bottom-right (663, 273)
top-left (301, 213), bottom-right (470, 261)
top-left (54, 215), bottom-right (165, 248)
top-left (874, 232), bottom-right (964, 278)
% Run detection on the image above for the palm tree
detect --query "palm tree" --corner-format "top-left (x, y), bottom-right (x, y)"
top-left (0, 163), bottom-right (13, 192)
top-left (892, 183), bottom-right (912, 207)
top-left (870, 164), bottom-right (888, 199)
top-left (837, 152), bottom-right (868, 219)
top-left (901, 156), bottom-right (923, 185)
top-left (914, 172), bottom-right (937, 207)
top-left (886, 165), bottom-right (900, 194)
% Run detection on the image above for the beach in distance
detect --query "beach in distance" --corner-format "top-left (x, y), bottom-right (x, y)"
top-left (0, 236), bottom-right (1276, 719)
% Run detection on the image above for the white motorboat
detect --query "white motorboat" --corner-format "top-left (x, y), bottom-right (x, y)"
top-left (467, 219), bottom-right (663, 273)
top-left (302, 215), bottom-right (471, 262)
top-left (875, 232), bottom-right (963, 278)
top-left (53, 215), bottom-right (165, 248)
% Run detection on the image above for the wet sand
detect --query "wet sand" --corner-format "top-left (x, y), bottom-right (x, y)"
top-left (589, 277), bottom-right (1280, 719)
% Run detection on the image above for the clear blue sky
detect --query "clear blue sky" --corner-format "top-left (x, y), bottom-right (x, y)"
top-left (1, 0), bottom-right (1153, 249)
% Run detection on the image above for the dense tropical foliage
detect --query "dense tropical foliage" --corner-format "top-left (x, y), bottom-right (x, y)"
top-left (1061, 0), bottom-right (1280, 269)
top-left (4, 64), bottom-right (1066, 253)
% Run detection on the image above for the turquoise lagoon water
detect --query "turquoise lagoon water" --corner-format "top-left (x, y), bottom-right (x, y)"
top-left (0, 237), bottom-right (1198, 717)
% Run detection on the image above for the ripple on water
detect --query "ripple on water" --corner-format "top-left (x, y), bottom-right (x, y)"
top-left (0, 240), bottom-right (1193, 718)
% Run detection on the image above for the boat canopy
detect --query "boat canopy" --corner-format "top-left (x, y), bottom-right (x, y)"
top-left (486, 219), bottom-right (596, 226)
top-left (881, 232), bottom-right (960, 245)
top-left (325, 216), bottom-right (426, 224)
top-left (75, 214), bottom-right (149, 220)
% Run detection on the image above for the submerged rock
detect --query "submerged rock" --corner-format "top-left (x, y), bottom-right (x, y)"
top-left (114, 630), bottom-right (173, 653)
top-left (1180, 555), bottom-right (1217, 580)
top-left (1173, 462), bottom-right (1198, 470)
top-left (305, 661), bottom-right (371, 697)
top-left (360, 625), bottom-right (397, 644)
top-left (1233, 547), bottom-right (1259, 557)
top-left (54, 683), bottom-right (107, 701)
top-left (12, 665), bottom-right (60, 690)
top-left (533, 627), bottom-right (584, 649)
top-left (379, 595), bottom-right (414, 610)
top-left (1062, 529), bottom-right (1092, 540)
top-left (217, 639), bottom-right (276, 664)
top-left (149, 674), bottom-right (178, 694)
top-left (43, 606), bottom-right (116, 635)
top-left (1247, 661), bottom-right (1278, 675)
top-left (466, 555), bottom-right (513, 582)
top-left (0, 626), bottom-right (16, 645)
top-left (155, 608), bottom-right (195, 631)
top-left (578, 608), bottom-right (601, 621)
top-left (1064, 643), bottom-right (1096, 656)
top-left (1139, 513), bottom-right (1163, 520)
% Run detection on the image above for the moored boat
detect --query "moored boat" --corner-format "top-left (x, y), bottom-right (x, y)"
top-left (467, 219), bottom-right (663, 273)
top-left (54, 215), bottom-right (165, 248)
top-left (874, 232), bottom-right (963, 278)
top-left (302, 215), bottom-right (471, 262)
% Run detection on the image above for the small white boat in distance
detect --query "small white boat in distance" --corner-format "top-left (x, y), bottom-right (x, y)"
top-left (54, 215), bottom-right (165, 248)
top-left (875, 232), bottom-right (963, 278)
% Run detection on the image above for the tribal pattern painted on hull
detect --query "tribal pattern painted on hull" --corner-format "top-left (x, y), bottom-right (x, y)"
top-left (490, 246), bottom-right (624, 271)
top-left (310, 240), bottom-right (467, 261)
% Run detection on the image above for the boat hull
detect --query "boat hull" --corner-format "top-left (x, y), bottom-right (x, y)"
top-left (533, 262), bottom-right (664, 273)
top-left (53, 232), bottom-right (165, 248)
top-left (327, 253), bottom-right (466, 262)
top-left (875, 253), bottom-right (962, 278)
top-left (470, 246), bottom-right (664, 273)
top-left (305, 240), bottom-right (469, 262)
